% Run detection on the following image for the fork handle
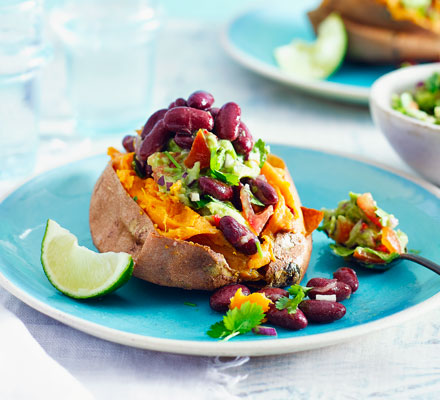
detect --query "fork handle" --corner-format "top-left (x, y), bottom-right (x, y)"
top-left (399, 253), bottom-right (440, 275)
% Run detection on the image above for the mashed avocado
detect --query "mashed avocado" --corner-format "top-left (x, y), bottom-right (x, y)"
top-left (319, 192), bottom-right (408, 263)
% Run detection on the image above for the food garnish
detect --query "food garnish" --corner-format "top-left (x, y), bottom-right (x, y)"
top-left (207, 301), bottom-right (267, 341)
top-left (274, 13), bottom-right (347, 79)
top-left (319, 192), bottom-right (408, 264)
top-left (41, 219), bottom-right (133, 299)
top-left (208, 270), bottom-right (359, 340)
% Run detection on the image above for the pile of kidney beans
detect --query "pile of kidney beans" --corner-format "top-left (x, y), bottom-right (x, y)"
top-left (209, 267), bottom-right (359, 331)
top-left (122, 90), bottom-right (279, 257)
top-left (122, 90), bottom-right (254, 173)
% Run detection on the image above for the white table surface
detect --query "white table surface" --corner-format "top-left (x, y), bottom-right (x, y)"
top-left (1, 16), bottom-right (440, 400)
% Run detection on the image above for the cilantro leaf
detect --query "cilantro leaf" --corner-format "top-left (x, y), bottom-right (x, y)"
top-left (207, 301), bottom-right (265, 341)
top-left (209, 147), bottom-right (240, 186)
top-left (207, 321), bottom-right (229, 339)
top-left (276, 284), bottom-right (310, 314)
top-left (287, 284), bottom-right (312, 296)
top-left (194, 195), bottom-right (211, 209)
top-left (223, 302), bottom-right (265, 334)
top-left (211, 169), bottom-right (240, 186)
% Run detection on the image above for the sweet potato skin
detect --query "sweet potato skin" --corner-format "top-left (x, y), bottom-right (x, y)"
top-left (89, 161), bottom-right (313, 291)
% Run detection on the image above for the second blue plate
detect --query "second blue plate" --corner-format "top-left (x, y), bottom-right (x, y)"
top-left (223, 1), bottom-right (397, 104)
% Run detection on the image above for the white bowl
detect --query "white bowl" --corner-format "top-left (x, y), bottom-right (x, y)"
top-left (370, 63), bottom-right (440, 186)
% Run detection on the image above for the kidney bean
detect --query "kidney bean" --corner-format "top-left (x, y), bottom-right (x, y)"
top-left (164, 106), bottom-right (214, 134)
top-left (267, 307), bottom-right (308, 331)
top-left (187, 90), bottom-right (215, 110)
top-left (257, 287), bottom-right (289, 302)
top-left (231, 183), bottom-right (243, 211)
top-left (141, 108), bottom-right (167, 139)
top-left (218, 216), bottom-right (258, 255)
top-left (233, 121), bottom-right (254, 156)
top-left (209, 284), bottom-right (251, 312)
top-left (136, 120), bottom-right (171, 161)
top-left (333, 267), bottom-right (359, 293)
top-left (174, 132), bottom-right (194, 149)
top-left (168, 98), bottom-right (187, 109)
top-left (299, 300), bottom-right (346, 323)
top-left (247, 177), bottom-right (278, 206)
top-left (306, 277), bottom-right (335, 288)
top-left (308, 280), bottom-right (352, 302)
top-left (209, 107), bottom-right (219, 119)
top-left (122, 135), bottom-right (136, 153)
top-left (214, 102), bottom-right (241, 141)
top-left (198, 177), bottom-right (233, 201)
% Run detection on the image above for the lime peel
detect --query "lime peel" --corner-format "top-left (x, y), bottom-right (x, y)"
top-left (41, 219), bottom-right (133, 299)
top-left (274, 13), bottom-right (347, 80)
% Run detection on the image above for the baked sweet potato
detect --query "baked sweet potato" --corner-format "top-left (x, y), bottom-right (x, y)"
top-left (89, 157), bottom-right (319, 291)
top-left (89, 92), bottom-right (323, 291)
top-left (309, 0), bottom-right (440, 63)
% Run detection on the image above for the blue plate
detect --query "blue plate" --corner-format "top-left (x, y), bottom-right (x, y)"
top-left (0, 146), bottom-right (439, 356)
top-left (222, 1), bottom-right (396, 104)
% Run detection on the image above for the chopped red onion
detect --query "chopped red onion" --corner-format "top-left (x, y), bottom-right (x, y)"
top-left (316, 294), bottom-right (337, 302)
top-left (252, 326), bottom-right (277, 336)
top-left (157, 176), bottom-right (165, 186)
top-left (166, 182), bottom-right (173, 190)
top-left (182, 172), bottom-right (188, 178)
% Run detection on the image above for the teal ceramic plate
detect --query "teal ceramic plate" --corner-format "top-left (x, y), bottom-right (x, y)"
top-left (222, 1), bottom-right (396, 104)
top-left (1, 146), bottom-right (439, 356)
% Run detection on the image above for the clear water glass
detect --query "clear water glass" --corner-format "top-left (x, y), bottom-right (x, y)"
top-left (52, 0), bottom-right (160, 136)
top-left (0, 0), bottom-right (48, 180)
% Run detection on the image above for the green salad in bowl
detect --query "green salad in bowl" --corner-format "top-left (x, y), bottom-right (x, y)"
top-left (392, 71), bottom-right (440, 124)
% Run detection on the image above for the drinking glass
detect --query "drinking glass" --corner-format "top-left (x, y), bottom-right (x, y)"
top-left (51, 0), bottom-right (160, 136)
top-left (0, 0), bottom-right (49, 180)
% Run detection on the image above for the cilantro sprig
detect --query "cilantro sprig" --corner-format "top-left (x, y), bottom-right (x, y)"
top-left (276, 284), bottom-right (311, 314)
top-left (207, 302), bottom-right (265, 341)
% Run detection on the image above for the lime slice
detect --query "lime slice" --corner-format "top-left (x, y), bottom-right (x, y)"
top-left (274, 13), bottom-right (347, 79)
top-left (41, 219), bottom-right (133, 299)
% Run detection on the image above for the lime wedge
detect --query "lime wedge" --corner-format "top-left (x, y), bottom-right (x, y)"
top-left (274, 13), bottom-right (347, 79)
top-left (41, 219), bottom-right (133, 299)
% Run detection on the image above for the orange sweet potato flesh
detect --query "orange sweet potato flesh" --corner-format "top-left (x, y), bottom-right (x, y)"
top-left (89, 149), bottom-right (317, 290)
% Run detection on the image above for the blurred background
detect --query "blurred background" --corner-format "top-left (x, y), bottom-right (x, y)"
top-left (4, 0), bottom-right (400, 187)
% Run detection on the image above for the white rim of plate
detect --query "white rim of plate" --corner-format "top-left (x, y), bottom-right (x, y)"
top-left (220, 8), bottom-right (370, 104)
top-left (0, 146), bottom-right (439, 357)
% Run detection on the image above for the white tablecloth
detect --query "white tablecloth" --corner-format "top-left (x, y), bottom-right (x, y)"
top-left (1, 19), bottom-right (439, 400)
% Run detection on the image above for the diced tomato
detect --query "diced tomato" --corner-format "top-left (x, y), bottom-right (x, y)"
top-left (353, 248), bottom-right (385, 264)
top-left (356, 193), bottom-right (382, 228)
top-left (240, 186), bottom-right (273, 235)
top-left (212, 214), bottom-right (221, 227)
top-left (361, 222), bottom-right (369, 231)
top-left (184, 130), bottom-right (210, 169)
top-left (334, 218), bottom-right (355, 244)
top-left (374, 244), bottom-right (389, 253)
top-left (381, 226), bottom-right (402, 254)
